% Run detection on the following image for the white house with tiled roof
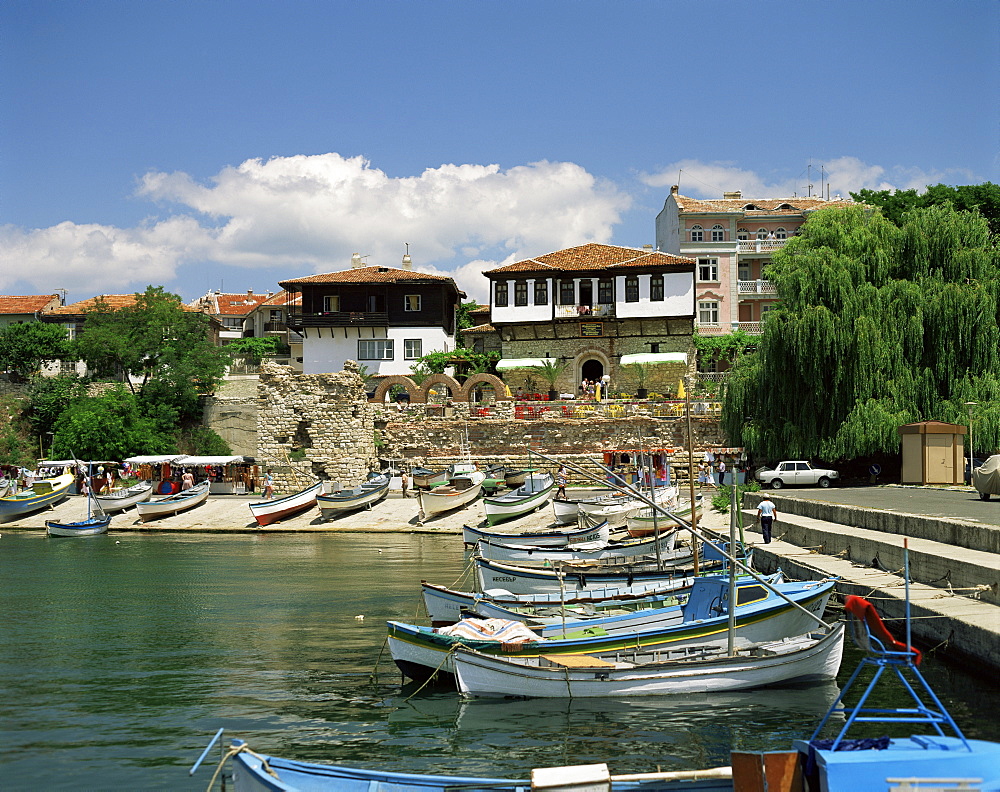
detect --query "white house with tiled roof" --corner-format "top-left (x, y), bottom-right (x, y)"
top-left (655, 185), bottom-right (853, 338)
top-left (483, 243), bottom-right (696, 396)
top-left (279, 258), bottom-right (465, 375)
top-left (0, 294), bottom-right (62, 328)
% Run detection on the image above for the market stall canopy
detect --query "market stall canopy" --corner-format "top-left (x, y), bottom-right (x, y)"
top-left (495, 358), bottom-right (560, 370)
top-left (619, 352), bottom-right (688, 366)
top-left (39, 460), bottom-right (115, 467)
top-left (124, 455), bottom-right (186, 465)
top-left (174, 456), bottom-right (246, 466)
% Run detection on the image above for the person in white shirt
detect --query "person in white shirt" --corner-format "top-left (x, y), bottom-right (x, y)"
top-left (757, 497), bottom-right (777, 544)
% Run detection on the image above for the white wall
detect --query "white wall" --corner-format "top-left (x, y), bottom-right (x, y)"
top-left (615, 272), bottom-right (694, 318)
top-left (489, 278), bottom-right (554, 324)
top-left (302, 326), bottom-right (453, 375)
top-left (655, 194), bottom-right (681, 254)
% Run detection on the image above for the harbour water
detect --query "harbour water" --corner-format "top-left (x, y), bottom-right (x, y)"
top-left (1, 531), bottom-right (998, 791)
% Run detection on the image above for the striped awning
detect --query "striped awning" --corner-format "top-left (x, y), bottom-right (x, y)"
top-left (495, 358), bottom-right (559, 370)
top-left (619, 353), bottom-right (688, 366)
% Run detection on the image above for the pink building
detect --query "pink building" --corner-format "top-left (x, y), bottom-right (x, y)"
top-left (655, 186), bottom-right (853, 338)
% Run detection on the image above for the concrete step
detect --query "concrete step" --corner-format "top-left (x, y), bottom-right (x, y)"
top-left (746, 535), bottom-right (1000, 675)
top-left (739, 507), bottom-right (999, 607)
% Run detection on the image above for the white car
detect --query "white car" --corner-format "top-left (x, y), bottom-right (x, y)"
top-left (756, 461), bottom-right (839, 489)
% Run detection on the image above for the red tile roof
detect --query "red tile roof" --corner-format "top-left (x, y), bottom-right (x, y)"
top-left (484, 243), bottom-right (693, 276)
top-left (462, 323), bottom-right (496, 334)
top-left (48, 294), bottom-right (200, 316)
top-left (261, 291), bottom-right (301, 307)
top-left (212, 292), bottom-right (273, 316)
top-left (673, 193), bottom-right (854, 216)
top-left (0, 295), bottom-right (60, 315)
top-left (280, 266), bottom-right (458, 288)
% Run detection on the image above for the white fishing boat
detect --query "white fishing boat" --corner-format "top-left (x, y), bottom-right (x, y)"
top-left (317, 474), bottom-right (390, 518)
top-left (45, 486), bottom-right (112, 537)
top-left (0, 473), bottom-right (74, 522)
top-left (578, 486), bottom-right (675, 528)
top-left (417, 469), bottom-right (485, 519)
top-left (249, 481), bottom-right (322, 526)
top-left (410, 466), bottom-right (448, 489)
top-left (452, 622), bottom-right (845, 698)
top-left (473, 529), bottom-right (678, 567)
top-left (135, 479), bottom-right (210, 522)
top-left (93, 481), bottom-right (153, 513)
top-left (462, 519), bottom-right (610, 548)
top-left (552, 490), bottom-right (623, 525)
top-left (482, 472), bottom-right (554, 525)
top-left (626, 495), bottom-right (703, 537)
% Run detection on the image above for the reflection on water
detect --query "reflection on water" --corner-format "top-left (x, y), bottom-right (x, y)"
top-left (0, 531), bottom-right (997, 791)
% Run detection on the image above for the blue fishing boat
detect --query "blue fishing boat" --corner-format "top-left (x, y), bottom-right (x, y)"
top-left (0, 473), bottom-right (74, 522)
top-left (45, 488), bottom-right (111, 537)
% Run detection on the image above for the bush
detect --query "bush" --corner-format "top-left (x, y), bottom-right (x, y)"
top-left (710, 480), bottom-right (760, 513)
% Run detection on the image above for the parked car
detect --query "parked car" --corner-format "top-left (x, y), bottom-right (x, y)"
top-left (965, 457), bottom-right (984, 485)
top-left (755, 461), bottom-right (839, 489)
top-left (972, 455), bottom-right (1000, 500)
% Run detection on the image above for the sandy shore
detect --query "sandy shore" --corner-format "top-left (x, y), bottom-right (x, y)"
top-left (2, 487), bottom-right (730, 535)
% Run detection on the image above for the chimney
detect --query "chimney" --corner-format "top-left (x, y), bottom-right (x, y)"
top-left (401, 242), bottom-right (413, 270)
top-left (350, 252), bottom-right (363, 268)
top-left (670, 185), bottom-right (679, 195)
top-left (723, 190), bottom-right (742, 199)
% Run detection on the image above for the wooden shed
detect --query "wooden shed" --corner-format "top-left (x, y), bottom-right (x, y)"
top-left (897, 421), bottom-right (966, 485)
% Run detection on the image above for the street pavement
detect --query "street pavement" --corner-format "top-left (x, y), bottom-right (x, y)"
top-left (772, 484), bottom-right (1000, 527)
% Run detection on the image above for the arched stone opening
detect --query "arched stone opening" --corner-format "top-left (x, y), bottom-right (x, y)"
top-left (371, 375), bottom-right (421, 404)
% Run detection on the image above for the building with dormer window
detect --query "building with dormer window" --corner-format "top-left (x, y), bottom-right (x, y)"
top-left (279, 259), bottom-right (464, 376)
top-left (483, 243), bottom-right (696, 396)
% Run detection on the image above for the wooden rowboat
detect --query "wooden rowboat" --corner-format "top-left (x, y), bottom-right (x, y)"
top-left (626, 495), bottom-right (703, 537)
top-left (94, 481), bottom-right (153, 513)
top-left (0, 474), bottom-right (74, 522)
top-left (473, 529), bottom-right (678, 567)
top-left (135, 480), bottom-right (210, 522)
top-left (482, 472), bottom-right (554, 525)
top-left (317, 474), bottom-right (390, 519)
top-left (46, 514), bottom-right (112, 537)
top-left (462, 519), bottom-right (609, 548)
top-left (417, 470), bottom-right (485, 519)
top-left (248, 481), bottom-right (322, 526)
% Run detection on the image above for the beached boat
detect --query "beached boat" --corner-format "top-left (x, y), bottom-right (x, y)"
top-left (503, 468), bottom-right (528, 488)
top-left (135, 479), bottom-right (210, 522)
top-left (45, 488), bottom-right (111, 537)
top-left (417, 469), bottom-right (485, 519)
top-left (387, 576), bottom-right (836, 681)
top-left (193, 734), bottom-right (733, 792)
top-left (410, 466), bottom-right (448, 489)
top-left (317, 474), bottom-right (390, 519)
top-left (0, 473), bottom-right (74, 522)
top-left (578, 486), bottom-right (675, 528)
top-left (473, 529), bottom-right (679, 567)
top-left (626, 496), bottom-right (702, 538)
top-left (482, 472), bottom-right (554, 525)
top-left (462, 519), bottom-right (610, 548)
top-left (453, 621), bottom-right (845, 698)
top-left (472, 542), bottom-right (740, 597)
top-left (93, 481), bottom-right (153, 513)
top-left (249, 480), bottom-right (322, 526)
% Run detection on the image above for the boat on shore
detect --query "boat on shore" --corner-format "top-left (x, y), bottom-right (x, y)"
top-left (417, 469), bottom-right (485, 520)
top-left (317, 474), bottom-right (390, 519)
top-left (461, 519), bottom-right (609, 548)
top-left (626, 495), bottom-right (703, 538)
top-left (482, 472), bottom-right (554, 525)
top-left (93, 481), bottom-right (153, 513)
top-left (578, 486), bottom-right (675, 529)
top-left (135, 479), bottom-right (210, 522)
top-left (410, 466), bottom-right (449, 489)
top-left (249, 481), bottom-right (322, 526)
top-left (0, 473), bottom-right (74, 522)
top-left (387, 577), bottom-right (836, 681)
top-left (45, 488), bottom-right (111, 537)
top-left (453, 621), bottom-right (845, 698)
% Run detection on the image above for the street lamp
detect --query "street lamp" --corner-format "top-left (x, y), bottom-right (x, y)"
top-left (965, 402), bottom-right (978, 485)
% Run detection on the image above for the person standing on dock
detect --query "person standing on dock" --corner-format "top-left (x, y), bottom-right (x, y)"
top-left (401, 471), bottom-right (409, 498)
top-left (263, 470), bottom-right (274, 500)
top-left (181, 469), bottom-right (194, 491)
top-left (756, 497), bottom-right (777, 544)
top-left (556, 466), bottom-right (568, 499)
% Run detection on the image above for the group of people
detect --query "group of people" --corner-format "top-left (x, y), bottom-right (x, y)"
top-left (696, 459), bottom-right (731, 488)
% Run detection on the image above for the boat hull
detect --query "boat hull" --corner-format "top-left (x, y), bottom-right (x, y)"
top-left (388, 579), bottom-right (836, 680)
top-left (45, 516), bottom-right (111, 537)
top-left (462, 520), bottom-right (610, 548)
top-left (474, 531), bottom-right (679, 567)
top-left (483, 473), bottom-right (554, 525)
top-left (626, 501), bottom-right (700, 537)
top-left (417, 481), bottom-right (483, 518)
top-left (94, 482), bottom-right (153, 513)
top-left (453, 623), bottom-right (845, 698)
top-left (317, 477), bottom-right (390, 518)
top-left (0, 474), bottom-right (74, 522)
top-left (249, 482), bottom-right (322, 526)
top-left (135, 480), bottom-right (210, 522)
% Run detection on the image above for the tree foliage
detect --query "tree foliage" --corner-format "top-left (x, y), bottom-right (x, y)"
top-left (0, 322), bottom-right (71, 381)
top-left (74, 286), bottom-right (229, 422)
top-left (226, 335), bottom-right (282, 364)
top-left (24, 376), bottom-right (88, 438)
top-left (851, 183), bottom-right (1000, 235)
top-left (723, 203), bottom-right (1000, 462)
top-left (49, 387), bottom-right (172, 460)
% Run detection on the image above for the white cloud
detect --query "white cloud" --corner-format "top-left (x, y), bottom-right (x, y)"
top-left (640, 157), bottom-right (976, 200)
top-left (1, 154), bottom-right (629, 296)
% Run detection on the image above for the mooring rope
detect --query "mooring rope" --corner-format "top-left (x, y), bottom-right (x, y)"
top-left (205, 742), bottom-right (278, 792)
top-left (402, 645), bottom-right (459, 703)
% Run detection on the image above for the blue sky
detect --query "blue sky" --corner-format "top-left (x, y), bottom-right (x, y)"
top-left (2, 0), bottom-right (997, 306)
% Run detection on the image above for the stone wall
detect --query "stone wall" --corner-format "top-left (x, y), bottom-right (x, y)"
top-left (256, 360), bottom-right (377, 491)
top-left (202, 396), bottom-right (258, 457)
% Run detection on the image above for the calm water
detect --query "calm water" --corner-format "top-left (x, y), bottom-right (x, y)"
top-left (1, 531), bottom-right (998, 791)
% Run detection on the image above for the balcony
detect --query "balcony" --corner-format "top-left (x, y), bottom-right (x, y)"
top-left (696, 321), bottom-right (763, 335)
top-left (263, 321), bottom-right (286, 332)
top-left (738, 238), bottom-right (787, 254)
top-left (737, 279), bottom-right (777, 296)
top-left (286, 311), bottom-right (389, 329)
top-left (554, 304), bottom-right (615, 319)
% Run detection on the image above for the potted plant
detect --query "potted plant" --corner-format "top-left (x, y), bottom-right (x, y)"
top-left (625, 362), bottom-right (650, 399)
top-left (535, 359), bottom-right (567, 401)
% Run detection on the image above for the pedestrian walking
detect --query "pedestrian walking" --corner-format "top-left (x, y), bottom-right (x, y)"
top-left (757, 497), bottom-right (777, 544)
top-left (718, 459), bottom-right (727, 486)
top-left (556, 466), bottom-right (568, 499)
top-left (263, 469), bottom-right (274, 500)
top-left (401, 471), bottom-right (409, 498)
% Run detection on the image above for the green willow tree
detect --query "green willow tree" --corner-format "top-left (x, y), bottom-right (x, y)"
top-left (723, 203), bottom-right (1000, 462)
